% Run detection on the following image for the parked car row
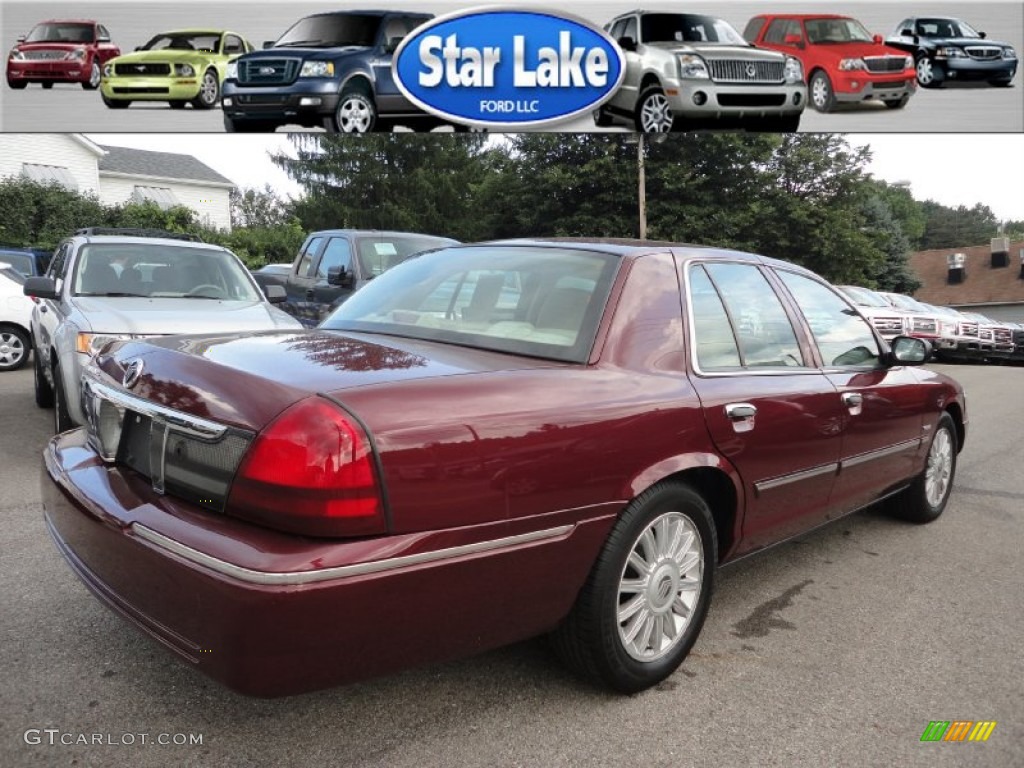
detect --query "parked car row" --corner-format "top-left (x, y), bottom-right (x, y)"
top-left (7, 10), bottom-right (1017, 132)
top-left (31, 233), bottom-right (966, 697)
top-left (838, 284), bottom-right (1020, 364)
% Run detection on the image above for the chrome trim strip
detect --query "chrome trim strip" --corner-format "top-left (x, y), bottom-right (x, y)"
top-left (132, 523), bottom-right (575, 586)
top-left (840, 438), bottom-right (922, 470)
top-left (754, 462), bottom-right (838, 494)
top-left (84, 375), bottom-right (227, 440)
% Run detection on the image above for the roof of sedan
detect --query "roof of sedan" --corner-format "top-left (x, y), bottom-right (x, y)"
top-left (487, 238), bottom-right (804, 266)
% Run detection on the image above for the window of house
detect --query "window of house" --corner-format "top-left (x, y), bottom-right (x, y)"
top-left (132, 186), bottom-right (179, 209)
top-left (22, 164), bottom-right (78, 191)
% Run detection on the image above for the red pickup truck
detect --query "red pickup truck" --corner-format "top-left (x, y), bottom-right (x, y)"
top-left (743, 14), bottom-right (916, 112)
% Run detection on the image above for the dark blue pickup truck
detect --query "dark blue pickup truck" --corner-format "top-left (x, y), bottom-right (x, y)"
top-left (222, 10), bottom-right (448, 132)
top-left (252, 229), bottom-right (457, 326)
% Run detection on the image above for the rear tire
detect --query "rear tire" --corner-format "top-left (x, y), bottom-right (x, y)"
top-left (169, 100), bottom-right (187, 109)
top-left (0, 326), bottom-right (29, 371)
top-left (749, 114), bottom-right (801, 132)
top-left (886, 413), bottom-right (957, 523)
top-left (52, 363), bottom-right (74, 433)
top-left (551, 482), bottom-right (716, 693)
top-left (42, 82), bottom-right (54, 90)
top-left (223, 115), bottom-right (275, 132)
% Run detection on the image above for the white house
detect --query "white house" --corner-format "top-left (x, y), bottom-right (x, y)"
top-left (0, 134), bottom-right (235, 231)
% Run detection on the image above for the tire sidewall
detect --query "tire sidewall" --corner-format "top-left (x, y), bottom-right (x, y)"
top-left (335, 89), bottom-right (377, 133)
top-left (0, 327), bottom-right (28, 370)
top-left (595, 485), bottom-right (717, 691)
top-left (810, 71), bottom-right (834, 112)
top-left (635, 86), bottom-right (674, 132)
top-left (195, 69), bottom-right (219, 108)
top-left (920, 414), bottom-right (958, 516)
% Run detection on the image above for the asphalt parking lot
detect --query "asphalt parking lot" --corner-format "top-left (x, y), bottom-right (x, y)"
top-left (1, 361), bottom-right (1021, 767)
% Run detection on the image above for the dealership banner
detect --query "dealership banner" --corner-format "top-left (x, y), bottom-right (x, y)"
top-left (1, 1), bottom-right (1021, 132)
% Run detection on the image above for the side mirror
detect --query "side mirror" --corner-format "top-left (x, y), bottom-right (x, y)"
top-left (383, 36), bottom-right (404, 54)
top-left (783, 33), bottom-right (804, 48)
top-left (262, 40), bottom-right (276, 49)
top-left (24, 276), bottom-right (58, 300)
top-left (134, 46), bottom-right (143, 51)
top-left (979, 31), bottom-right (987, 39)
top-left (16, 35), bottom-right (25, 43)
top-left (617, 36), bottom-right (636, 52)
top-left (872, 33), bottom-right (883, 45)
top-left (264, 284), bottom-right (286, 304)
top-left (886, 335), bottom-right (931, 366)
top-left (327, 265), bottom-right (355, 288)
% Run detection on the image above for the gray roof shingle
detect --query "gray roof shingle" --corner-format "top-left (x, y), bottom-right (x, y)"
top-left (97, 145), bottom-right (234, 186)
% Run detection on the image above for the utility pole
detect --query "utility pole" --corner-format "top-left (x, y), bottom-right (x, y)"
top-left (637, 134), bottom-right (647, 240)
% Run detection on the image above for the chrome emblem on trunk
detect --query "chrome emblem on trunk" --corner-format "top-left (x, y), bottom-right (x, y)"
top-left (123, 359), bottom-right (144, 388)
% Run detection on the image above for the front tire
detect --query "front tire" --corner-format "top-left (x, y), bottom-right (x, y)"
top-left (223, 115), bottom-right (276, 132)
top-left (52, 363), bottom-right (74, 433)
top-left (7, 79), bottom-right (27, 89)
top-left (327, 87), bottom-right (378, 133)
top-left (552, 483), bottom-right (716, 693)
top-left (191, 68), bottom-right (220, 109)
top-left (916, 56), bottom-right (943, 88)
top-left (749, 114), bottom-right (801, 132)
top-left (635, 84), bottom-right (675, 132)
top-left (884, 94), bottom-right (910, 109)
top-left (593, 105), bottom-right (614, 127)
top-left (82, 61), bottom-right (101, 90)
top-left (169, 100), bottom-right (187, 109)
top-left (988, 78), bottom-right (1013, 87)
top-left (102, 92), bottom-right (130, 109)
top-left (34, 350), bottom-right (54, 407)
top-left (0, 326), bottom-right (29, 371)
top-left (809, 71), bottom-right (836, 112)
top-left (41, 82), bottom-right (54, 90)
top-left (887, 413), bottom-right (958, 523)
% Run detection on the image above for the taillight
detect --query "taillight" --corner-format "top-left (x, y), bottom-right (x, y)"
top-left (227, 397), bottom-right (386, 537)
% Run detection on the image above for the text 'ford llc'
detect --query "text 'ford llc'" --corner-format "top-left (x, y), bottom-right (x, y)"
top-left (418, 32), bottom-right (610, 88)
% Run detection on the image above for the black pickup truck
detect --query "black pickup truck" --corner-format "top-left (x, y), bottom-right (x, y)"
top-left (252, 229), bottom-right (457, 326)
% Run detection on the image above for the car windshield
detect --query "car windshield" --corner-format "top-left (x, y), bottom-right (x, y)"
top-left (322, 245), bottom-right (620, 363)
top-left (640, 14), bottom-right (748, 45)
top-left (275, 15), bottom-right (382, 48)
top-left (1, 266), bottom-right (26, 285)
top-left (354, 235), bottom-right (453, 279)
top-left (25, 23), bottom-right (95, 43)
top-left (0, 253), bottom-right (34, 277)
top-left (838, 285), bottom-right (891, 308)
top-left (72, 244), bottom-right (261, 300)
top-left (915, 18), bottom-right (980, 39)
top-left (805, 18), bottom-right (874, 44)
top-left (143, 33), bottom-right (221, 53)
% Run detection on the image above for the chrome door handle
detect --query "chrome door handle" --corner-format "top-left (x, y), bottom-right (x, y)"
top-left (725, 402), bottom-right (757, 433)
top-left (842, 392), bottom-right (863, 415)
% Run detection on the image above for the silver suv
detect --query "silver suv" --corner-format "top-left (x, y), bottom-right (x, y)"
top-left (596, 11), bottom-right (806, 131)
top-left (23, 228), bottom-right (302, 432)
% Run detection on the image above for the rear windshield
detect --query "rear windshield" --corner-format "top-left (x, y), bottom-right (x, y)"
top-left (72, 243), bottom-right (261, 301)
top-left (0, 253), bottom-right (34, 277)
top-left (322, 245), bottom-right (620, 363)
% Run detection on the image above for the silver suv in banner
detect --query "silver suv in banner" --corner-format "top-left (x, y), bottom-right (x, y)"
top-left (596, 11), bottom-right (806, 131)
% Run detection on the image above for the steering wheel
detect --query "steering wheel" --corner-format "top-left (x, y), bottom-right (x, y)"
top-left (185, 284), bottom-right (227, 299)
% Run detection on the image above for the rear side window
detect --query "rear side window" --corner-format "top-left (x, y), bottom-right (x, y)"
top-left (689, 266), bottom-right (742, 369)
top-left (776, 270), bottom-right (881, 368)
top-left (701, 263), bottom-right (805, 368)
top-left (296, 237), bottom-right (323, 278)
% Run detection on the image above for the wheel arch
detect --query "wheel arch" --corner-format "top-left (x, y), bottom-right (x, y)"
top-left (625, 455), bottom-right (743, 563)
top-left (943, 401), bottom-right (965, 453)
top-left (639, 72), bottom-right (662, 92)
top-left (340, 72), bottom-right (375, 96)
top-left (0, 320), bottom-right (31, 340)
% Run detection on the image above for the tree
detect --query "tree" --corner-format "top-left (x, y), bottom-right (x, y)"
top-left (861, 195), bottom-right (920, 293)
top-left (230, 184), bottom-right (293, 229)
top-left (920, 201), bottom-right (1000, 249)
top-left (272, 135), bottom-right (495, 241)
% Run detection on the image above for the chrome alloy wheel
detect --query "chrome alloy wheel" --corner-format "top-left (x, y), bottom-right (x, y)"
top-left (89, 62), bottom-right (101, 88)
top-left (337, 95), bottom-right (373, 132)
top-left (617, 511), bottom-right (703, 661)
top-left (640, 94), bottom-right (674, 132)
top-left (811, 77), bottom-right (829, 109)
top-left (924, 427), bottom-right (954, 507)
top-left (199, 71), bottom-right (219, 106)
top-left (0, 331), bottom-right (26, 369)
top-left (916, 58), bottom-right (934, 86)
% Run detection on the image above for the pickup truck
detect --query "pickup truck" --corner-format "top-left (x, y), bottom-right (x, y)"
top-left (251, 229), bottom-right (457, 326)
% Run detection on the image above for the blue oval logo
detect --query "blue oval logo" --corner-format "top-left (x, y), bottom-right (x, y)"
top-left (393, 8), bottom-right (625, 128)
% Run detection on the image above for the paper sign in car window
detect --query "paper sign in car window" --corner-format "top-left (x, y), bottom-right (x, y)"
top-left (375, 243), bottom-right (399, 256)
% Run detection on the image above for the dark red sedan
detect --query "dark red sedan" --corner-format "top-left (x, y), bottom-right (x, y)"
top-left (41, 241), bottom-right (965, 697)
top-left (6, 19), bottom-right (120, 90)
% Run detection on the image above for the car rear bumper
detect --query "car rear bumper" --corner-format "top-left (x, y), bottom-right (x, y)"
top-left (42, 429), bottom-right (612, 697)
top-left (100, 77), bottom-right (201, 100)
top-left (7, 60), bottom-right (91, 83)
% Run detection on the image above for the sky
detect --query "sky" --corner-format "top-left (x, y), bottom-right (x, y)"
top-left (89, 133), bottom-right (1024, 222)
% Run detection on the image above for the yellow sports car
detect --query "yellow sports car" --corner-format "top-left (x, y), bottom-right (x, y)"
top-left (100, 29), bottom-right (251, 109)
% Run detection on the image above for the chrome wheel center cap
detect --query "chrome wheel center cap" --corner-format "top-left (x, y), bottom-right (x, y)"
top-left (647, 562), bottom-right (679, 613)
